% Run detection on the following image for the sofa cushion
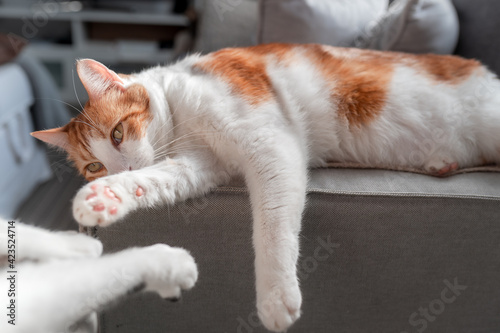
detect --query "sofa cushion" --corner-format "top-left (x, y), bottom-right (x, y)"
top-left (259, 0), bottom-right (388, 47)
top-left (355, 0), bottom-right (459, 54)
top-left (94, 168), bottom-right (500, 333)
top-left (193, 0), bottom-right (259, 54)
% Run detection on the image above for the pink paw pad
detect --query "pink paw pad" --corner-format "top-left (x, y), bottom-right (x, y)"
top-left (86, 193), bottom-right (97, 200)
top-left (136, 186), bottom-right (144, 197)
top-left (104, 186), bottom-right (121, 202)
top-left (93, 203), bottom-right (105, 212)
top-left (437, 162), bottom-right (459, 176)
top-left (109, 206), bottom-right (118, 215)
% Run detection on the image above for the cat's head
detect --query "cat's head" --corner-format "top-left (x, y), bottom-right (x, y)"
top-left (32, 59), bottom-right (156, 181)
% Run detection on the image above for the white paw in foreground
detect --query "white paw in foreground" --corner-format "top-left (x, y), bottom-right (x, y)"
top-left (257, 280), bottom-right (302, 332)
top-left (73, 179), bottom-right (144, 227)
top-left (54, 231), bottom-right (103, 259)
top-left (34, 231), bottom-right (103, 261)
top-left (142, 244), bottom-right (198, 299)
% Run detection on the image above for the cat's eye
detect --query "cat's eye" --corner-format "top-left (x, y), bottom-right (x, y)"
top-left (112, 123), bottom-right (123, 145)
top-left (87, 162), bottom-right (103, 173)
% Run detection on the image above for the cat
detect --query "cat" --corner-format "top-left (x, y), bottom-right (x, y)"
top-left (0, 218), bottom-right (197, 333)
top-left (32, 43), bottom-right (500, 332)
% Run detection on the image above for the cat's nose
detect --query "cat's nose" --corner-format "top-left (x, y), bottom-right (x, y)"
top-left (129, 166), bottom-right (132, 171)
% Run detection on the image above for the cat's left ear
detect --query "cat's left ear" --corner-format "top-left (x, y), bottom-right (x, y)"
top-left (76, 59), bottom-right (125, 100)
top-left (31, 127), bottom-right (70, 151)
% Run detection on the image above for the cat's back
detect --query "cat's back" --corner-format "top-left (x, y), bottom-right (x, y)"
top-left (191, 43), bottom-right (485, 109)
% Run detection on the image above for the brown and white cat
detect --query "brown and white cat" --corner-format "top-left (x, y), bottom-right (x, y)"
top-left (32, 44), bottom-right (500, 332)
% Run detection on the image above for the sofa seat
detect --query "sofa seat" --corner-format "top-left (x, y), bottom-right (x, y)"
top-left (95, 168), bottom-right (500, 333)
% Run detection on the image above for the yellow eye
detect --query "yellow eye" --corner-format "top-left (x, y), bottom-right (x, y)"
top-left (112, 123), bottom-right (123, 144)
top-left (87, 162), bottom-right (103, 173)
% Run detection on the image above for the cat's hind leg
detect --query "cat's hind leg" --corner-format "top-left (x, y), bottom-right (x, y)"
top-left (424, 157), bottom-right (459, 176)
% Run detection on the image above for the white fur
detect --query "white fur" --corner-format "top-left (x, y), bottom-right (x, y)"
top-left (72, 48), bottom-right (500, 331)
top-left (0, 218), bottom-right (197, 333)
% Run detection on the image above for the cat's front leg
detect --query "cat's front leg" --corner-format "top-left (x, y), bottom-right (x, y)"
top-left (243, 135), bottom-right (307, 332)
top-left (73, 152), bottom-right (226, 227)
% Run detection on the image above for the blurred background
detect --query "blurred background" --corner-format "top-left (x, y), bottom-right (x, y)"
top-left (0, 0), bottom-right (195, 105)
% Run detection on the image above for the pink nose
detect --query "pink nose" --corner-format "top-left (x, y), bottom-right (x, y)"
top-left (129, 166), bottom-right (132, 171)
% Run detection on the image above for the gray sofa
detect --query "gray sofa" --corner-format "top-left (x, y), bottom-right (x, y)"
top-left (91, 1), bottom-right (500, 332)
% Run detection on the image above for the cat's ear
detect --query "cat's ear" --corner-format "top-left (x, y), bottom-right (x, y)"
top-left (31, 127), bottom-right (70, 151)
top-left (76, 59), bottom-right (125, 100)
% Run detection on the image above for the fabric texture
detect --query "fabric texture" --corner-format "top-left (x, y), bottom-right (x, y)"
top-left (324, 161), bottom-right (500, 178)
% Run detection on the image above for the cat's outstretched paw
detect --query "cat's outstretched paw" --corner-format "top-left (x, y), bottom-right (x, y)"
top-left (425, 159), bottom-right (459, 176)
top-left (257, 280), bottom-right (302, 332)
top-left (73, 178), bottom-right (144, 227)
top-left (142, 244), bottom-right (198, 299)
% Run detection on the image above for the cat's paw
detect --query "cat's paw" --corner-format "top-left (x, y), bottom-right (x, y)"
top-left (73, 178), bottom-right (144, 227)
top-left (142, 244), bottom-right (198, 299)
top-left (257, 279), bottom-right (302, 332)
top-left (425, 158), bottom-right (459, 176)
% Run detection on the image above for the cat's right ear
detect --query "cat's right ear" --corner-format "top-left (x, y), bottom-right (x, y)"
top-left (76, 59), bottom-right (125, 101)
top-left (31, 127), bottom-right (70, 151)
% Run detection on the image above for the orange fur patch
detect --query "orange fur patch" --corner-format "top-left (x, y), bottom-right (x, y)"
top-left (309, 45), bottom-right (394, 127)
top-left (337, 48), bottom-right (482, 84)
top-left (194, 44), bottom-right (295, 106)
top-left (413, 54), bottom-right (482, 84)
top-left (64, 83), bottom-right (151, 180)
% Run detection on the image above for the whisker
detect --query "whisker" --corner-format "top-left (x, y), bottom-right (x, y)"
top-left (70, 70), bottom-right (101, 128)
top-left (154, 132), bottom-right (216, 155)
top-left (73, 120), bottom-right (100, 133)
top-left (34, 97), bottom-right (82, 114)
top-left (154, 145), bottom-right (210, 159)
top-left (72, 69), bottom-right (85, 111)
top-left (153, 130), bottom-right (219, 154)
top-left (151, 113), bottom-right (209, 150)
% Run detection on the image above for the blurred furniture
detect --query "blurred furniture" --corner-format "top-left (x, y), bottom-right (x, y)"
top-left (0, 52), bottom-right (79, 229)
top-left (0, 62), bottom-right (51, 218)
top-left (91, 1), bottom-right (500, 333)
top-left (0, 3), bottom-right (189, 104)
